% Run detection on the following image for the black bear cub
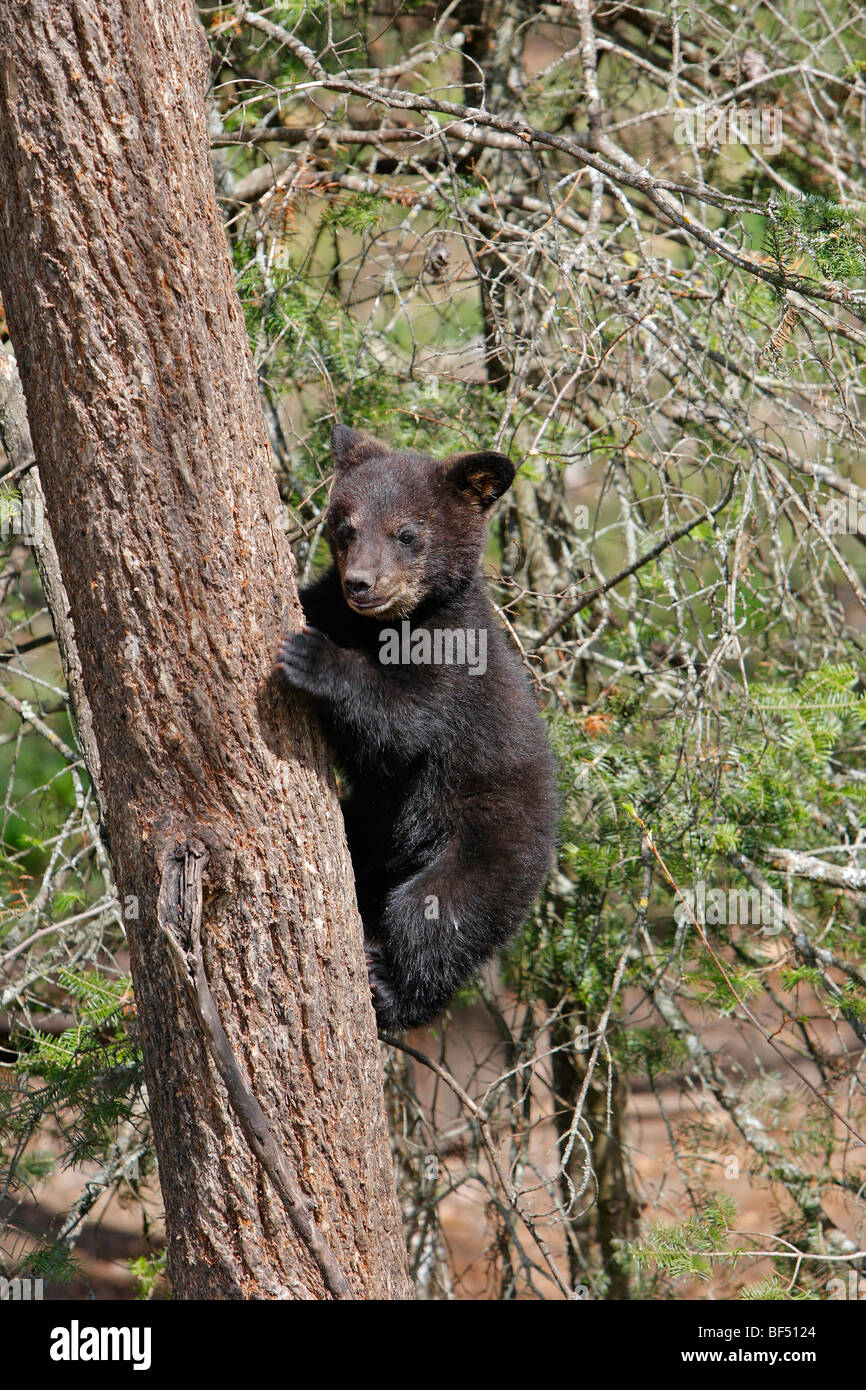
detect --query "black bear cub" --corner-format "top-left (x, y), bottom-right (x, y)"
top-left (277, 424), bottom-right (557, 1031)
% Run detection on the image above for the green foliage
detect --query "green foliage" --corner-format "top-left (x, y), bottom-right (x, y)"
top-left (691, 958), bottom-right (763, 1016)
top-left (612, 1025), bottom-right (691, 1078)
top-left (766, 193), bottom-right (866, 281)
top-left (271, 0), bottom-right (327, 19)
top-left (4, 975), bottom-right (143, 1209)
top-left (781, 964), bottom-right (824, 993)
top-left (129, 1249), bottom-right (169, 1301)
top-left (751, 664), bottom-right (865, 764)
top-left (1, 977), bottom-right (147, 1285)
top-left (321, 193), bottom-right (388, 236)
top-left (625, 1197), bottom-right (740, 1282)
top-left (738, 1276), bottom-right (817, 1301)
top-left (27, 1243), bottom-right (82, 1285)
top-left (232, 236), bottom-right (360, 391)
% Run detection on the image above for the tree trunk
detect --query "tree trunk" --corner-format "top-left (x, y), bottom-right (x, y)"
top-left (0, 0), bottom-right (411, 1300)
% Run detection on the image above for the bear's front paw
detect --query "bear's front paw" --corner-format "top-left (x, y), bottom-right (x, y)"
top-left (365, 943), bottom-right (400, 1028)
top-left (275, 627), bottom-right (341, 698)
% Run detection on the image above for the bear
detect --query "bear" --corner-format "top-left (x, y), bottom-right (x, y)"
top-left (276, 423), bottom-right (558, 1032)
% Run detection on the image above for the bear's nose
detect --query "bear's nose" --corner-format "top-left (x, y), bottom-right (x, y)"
top-left (345, 573), bottom-right (375, 598)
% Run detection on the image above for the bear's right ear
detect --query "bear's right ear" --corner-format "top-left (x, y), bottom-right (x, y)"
top-left (331, 423), bottom-right (383, 472)
top-left (443, 450), bottom-right (515, 511)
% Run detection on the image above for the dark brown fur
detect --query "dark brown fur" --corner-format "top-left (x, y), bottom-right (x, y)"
top-left (276, 425), bottom-right (557, 1030)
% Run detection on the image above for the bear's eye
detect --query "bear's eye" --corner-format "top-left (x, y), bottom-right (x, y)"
top-left (398, 529), bottom-right (417, 547)
top-left (335, 521), bottom-right (355, 545)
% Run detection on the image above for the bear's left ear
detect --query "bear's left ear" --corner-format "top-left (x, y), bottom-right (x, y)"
top-left (331, 423), bottom-right (385, 472)
top-left (443, 450), bottom-right (515, 511)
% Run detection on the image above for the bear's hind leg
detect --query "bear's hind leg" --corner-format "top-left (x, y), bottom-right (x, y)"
top-left (365, 843), bottom-right (501, 1032)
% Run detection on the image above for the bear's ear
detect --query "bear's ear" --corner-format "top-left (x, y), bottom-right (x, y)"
top-left (331, 423), bottom-right (384, 472)
top-left (443, 450), bottom-right (515, 511)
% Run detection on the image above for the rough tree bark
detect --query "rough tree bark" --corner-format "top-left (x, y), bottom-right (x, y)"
top-left (0, 0), bottom-right (411, 1299)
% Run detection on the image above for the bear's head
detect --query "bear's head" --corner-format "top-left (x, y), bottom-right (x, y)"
top-left (325, 424), bottom-right (514, 619)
